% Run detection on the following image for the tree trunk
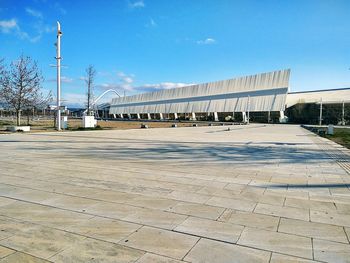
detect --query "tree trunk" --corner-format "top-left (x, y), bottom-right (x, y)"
top-left (16, 110), bottom-right (21, 126)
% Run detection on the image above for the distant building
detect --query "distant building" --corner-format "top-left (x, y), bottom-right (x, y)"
top-left (109, 69), bottom-right (290, 122)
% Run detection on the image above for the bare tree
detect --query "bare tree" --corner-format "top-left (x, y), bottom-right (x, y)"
top-left (85, 65), bottom-right (96, 115)
top-left (0, 55), bottom-right (50, 125)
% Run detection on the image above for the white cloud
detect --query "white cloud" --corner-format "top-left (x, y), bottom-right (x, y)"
top-left (136, 82), bottom-right (194, 92)
top-left (0, 19), bottom-right (18, 33)
top-left (197, 38), bottom-right (216, 45)
top-left (129, 0), bottom-right (145, 8)
top-left (47, 76), bottom-right (74, 83)
top-left (61, 76), bottom-right (73, 83)
top-left (54, 2), bottom-right (67, 15)
top-left (26, 7), bottom-right (43, 19)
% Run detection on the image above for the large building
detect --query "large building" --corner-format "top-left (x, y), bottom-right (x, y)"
top-left (286, 87), bottom-right (350, 107)
top-left (109, 69), bottom-right (290, 122)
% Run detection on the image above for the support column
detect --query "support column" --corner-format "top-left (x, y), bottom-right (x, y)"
top-left (342, 101), bottom-right (345, 126)
top-left (159, 113), bottom-right (164, 120)
top-left (279, 111), bottom-right (286, 123)
top-left (242, 112), bottom-right (247, 123)
top-left (136, 113), bottom-right (141, 120)
top-left (174, 113), bottom-right (178, 120)
top-left (191, 112), bottom-right (196, 121)
top-left (319, 98), bottom-right (323, 126)
top-left (147, 113), bottom-right (151, 120)
top-left (127, 114), bottom-right (131, 119)
top-left (214, 112), bottom-right (219, 122)
top-left (120, 113), bottom-right (124, 119)
top-left (267, 111), bottom-right (271, 123)
top-left (232, 112), bottom-right (235, 121)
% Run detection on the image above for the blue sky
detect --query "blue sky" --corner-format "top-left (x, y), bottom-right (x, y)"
top-left (1, 0), bottom-right (349, 107)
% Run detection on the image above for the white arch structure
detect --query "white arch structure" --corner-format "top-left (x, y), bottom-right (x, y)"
top-left (93, 89), bottom-right (121, 107)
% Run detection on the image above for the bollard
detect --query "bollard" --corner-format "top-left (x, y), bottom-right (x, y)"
top-left (327, 125), bottom-right (334, 135)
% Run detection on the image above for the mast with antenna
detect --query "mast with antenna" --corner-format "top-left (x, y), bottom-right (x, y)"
top-left (56, 21), bottom-right (62, 130)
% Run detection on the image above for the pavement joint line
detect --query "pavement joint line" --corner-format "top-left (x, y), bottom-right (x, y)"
top-left (267, 251), bottom-right (272, 263)
top-left (0, 248), bottom-right (52, 263)
top-left (343, 226), bottom-right (350, 244)
top-left (180, 236), bottom-right (201, 261)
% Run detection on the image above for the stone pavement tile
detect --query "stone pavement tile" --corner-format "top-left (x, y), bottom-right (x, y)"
top-left (270, 253), bottom-right (319, 262)
top-left (0, 201), bottom-right (93, 230)
top-left (125, 195), bottom-right (179, 210)
top-left (50, 238), bottom-right (144, 263)
top-left (0, 197), bottom-right (16, 208)
top-left (66, 216), bottom-right (141, 243)
top-left (255, 203), bottom-right (309, 221)
top-left (136, 253), bottom-right (184, 263)
top-left (206, 196), bottom-right (256, 212)
top-left (1, 187), bottom-right (58, 204)
top-left (123, 208), bottom-right (187, 230)
top-left (265, 189), bottom-right (309, 200)
top-left (174, 216), bottom-right (244, 243)
top-left (313, 239), bottom-right (350, 263)
top-left (85, 201), bottom-right (143, 220)
top-left (91, 190), bottom-right (138, 203)
top-left (285, 197), bottom-right (336, 212)
top-left (52, 184), bottom-right (99, 198)
top-left (237, 227), bottom-right (313, 259)
top-left (279, 218), bottom-right (348, 243)
top-left (120, 226), bottom-right (199, 260)
top-left (42, 194), bottom-right (101, 213)
top-left (310, 210), bottom-right (350, 228)
top-left (335, 203), bottom-right (350, 215)
top-left (0, 245), bottom-right (14, 259)
top-left (0, 252), bottom-right (51, 263)
top-left (197, 186), bottom-right (228, 196)
top-left (0, 224), bottom-right (85, 260)
top-left (240, 191), bottom-right (285, 206)
top-left (184, 238), bottom-right (271, 263)
top-left (167, 191), bottom-right (211, 204)
top-left (0, 216), bottom-right (27, 240)
top-left (218, 209), bottom-right (279, 231)
top-left (166, 202), bottom-right (225, 220)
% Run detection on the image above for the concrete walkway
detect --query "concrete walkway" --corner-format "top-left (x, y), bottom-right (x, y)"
top-left (0, 124), bottom-right (349, 262)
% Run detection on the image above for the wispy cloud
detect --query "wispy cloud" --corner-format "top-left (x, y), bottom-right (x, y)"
top-left (197, 38), bottom-right (216, 45)
top-left (129, 0), bottom-right (145, 9)
top-left (54, 2), bottom-right (67, 15)
top-left (0, 18), bottom-right (35, 42)
top-left (145, 17), bottom-right (157, 28)
top-left (0, 6), bottom-right (56, 43)
top-left (25, 7), bottom-right (43, 19)
top-left (136, 82), bottom-right (194, 92)
top-left (47, 76), bottom-right (74, 83)
top-left (0, 19), bottom-right (17, 33)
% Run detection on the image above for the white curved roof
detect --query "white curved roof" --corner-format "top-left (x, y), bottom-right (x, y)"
top-left (109, 69), bottom-right (290, 114)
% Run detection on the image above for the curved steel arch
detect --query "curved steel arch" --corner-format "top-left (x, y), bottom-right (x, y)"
top-left (93, 89), bottom-right (121, 107)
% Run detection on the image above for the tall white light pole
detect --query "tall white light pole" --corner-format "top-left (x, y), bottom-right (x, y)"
top-left (56, 21), bottom-right (62, 130)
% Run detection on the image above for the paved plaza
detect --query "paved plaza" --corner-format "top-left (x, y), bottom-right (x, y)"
top-left (0, 124), bottom-right (350, 262)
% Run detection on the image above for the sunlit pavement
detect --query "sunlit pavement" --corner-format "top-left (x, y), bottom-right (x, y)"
top-left (0, 124), bottom-right (349, 262)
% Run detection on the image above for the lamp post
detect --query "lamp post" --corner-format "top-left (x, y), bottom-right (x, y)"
top-left (319, 98), bottom-right (323, 126)
top-left (56, 21), bottom-right (62, 130)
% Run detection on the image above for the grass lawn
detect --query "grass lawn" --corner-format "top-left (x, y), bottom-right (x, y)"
top-left (326, 128), bottom-right (350, 149)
